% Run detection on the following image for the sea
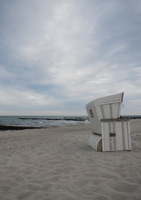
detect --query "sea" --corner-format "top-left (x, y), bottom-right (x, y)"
top-left (0, 116), bottom-right (89, 131)
top-left (0, 115), bottom-right (140, 131)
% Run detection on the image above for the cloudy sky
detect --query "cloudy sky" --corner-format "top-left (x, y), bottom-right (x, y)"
top-left (0, 0), bottom-right (141, 116)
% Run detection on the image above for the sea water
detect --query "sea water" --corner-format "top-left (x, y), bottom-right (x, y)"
top-left (0, 116), bottom-right (89, 129)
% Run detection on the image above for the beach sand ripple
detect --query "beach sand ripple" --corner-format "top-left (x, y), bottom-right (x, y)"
top-left (0, 120), bottom-right (141, 200)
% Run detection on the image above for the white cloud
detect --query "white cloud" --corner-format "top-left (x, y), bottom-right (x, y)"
top-left (0, 0), bottom-right (141, 115)
top-left (0, 65), bottom-right (14, 80)
top-left (0, 86), bottom-right (61, 109)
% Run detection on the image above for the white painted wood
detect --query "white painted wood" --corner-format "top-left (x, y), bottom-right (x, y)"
top-left (101, 121), bottom-right (131, 151)
top-left (88, 135), bottom-right (102, 151)
top-left (115, 122), bottom-right (123, 150)
top-left (101, 122), bottom-right (105, 151)
top-left (109, 122), bottom-right (115, 151)
top-left (95, 93), bottom-right (124, 120)
top-left (123, 121), bottom-right (128, 150)
top-left (86, 92), bottom-right (131, 152)
top-left (112, 103), bottom-right (120, 118)
top-left (86, 92), bottom-right (124, 135)
top-left (128, 122), bottom-right (131, 150)
top-left (111, 134), bottom-right (115, 151)
top-left (96, 105), bottom-right (103, 119)
top-left (102, 122), bottom-right (110, 151)
top-left (103, 104), bottom-right (111, 119)
top-left (123, 121), bottom-right (131, 150)
top-left (86, 102), bottom-right (101, 135)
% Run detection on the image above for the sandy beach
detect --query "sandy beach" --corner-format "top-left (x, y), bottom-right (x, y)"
top-left (0, 119), bottom-right (141, 200)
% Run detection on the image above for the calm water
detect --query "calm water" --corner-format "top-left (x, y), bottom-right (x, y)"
top-left (0, 116), bottom-right (89, 129)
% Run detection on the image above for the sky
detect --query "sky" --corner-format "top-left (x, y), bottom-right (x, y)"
top-left (0, 0), bottom-right (141, 116)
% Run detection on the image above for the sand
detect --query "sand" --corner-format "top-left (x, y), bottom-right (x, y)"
top-left (0, 120), bottom-right (141, 200)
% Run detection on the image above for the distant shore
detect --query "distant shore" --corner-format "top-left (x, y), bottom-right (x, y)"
top-left (18, 116), bottom-right (88, 121)
top-left (0, 124), bottom-right (44, 131)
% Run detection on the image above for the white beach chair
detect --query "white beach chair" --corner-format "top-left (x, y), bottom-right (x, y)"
top-left (86, 92), bottom-right (131, 151)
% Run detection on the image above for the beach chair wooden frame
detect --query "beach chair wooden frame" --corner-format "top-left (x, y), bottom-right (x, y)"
top-left (86, 92), bottom-right (131, 152)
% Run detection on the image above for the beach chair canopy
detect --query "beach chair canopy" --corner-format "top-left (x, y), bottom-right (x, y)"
top-left (86, 92), bottom-right (124, 134)
top-left (86, 92), bottom-right (124, 120)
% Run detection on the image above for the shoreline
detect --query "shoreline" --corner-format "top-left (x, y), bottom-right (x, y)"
top-left (0, 123), bottom-right (88, 131)
top-left (18, 116), bottom-right (88, 121)
top-left (0, 124), bottom-right (45, 131)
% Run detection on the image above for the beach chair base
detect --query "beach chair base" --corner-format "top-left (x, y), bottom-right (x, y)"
top-left (88, 134), bottom-right (102, 151)
top-left (101, 120), bottom-right (131, 151)
top-left (89, 120), bottom-right (131, 152)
